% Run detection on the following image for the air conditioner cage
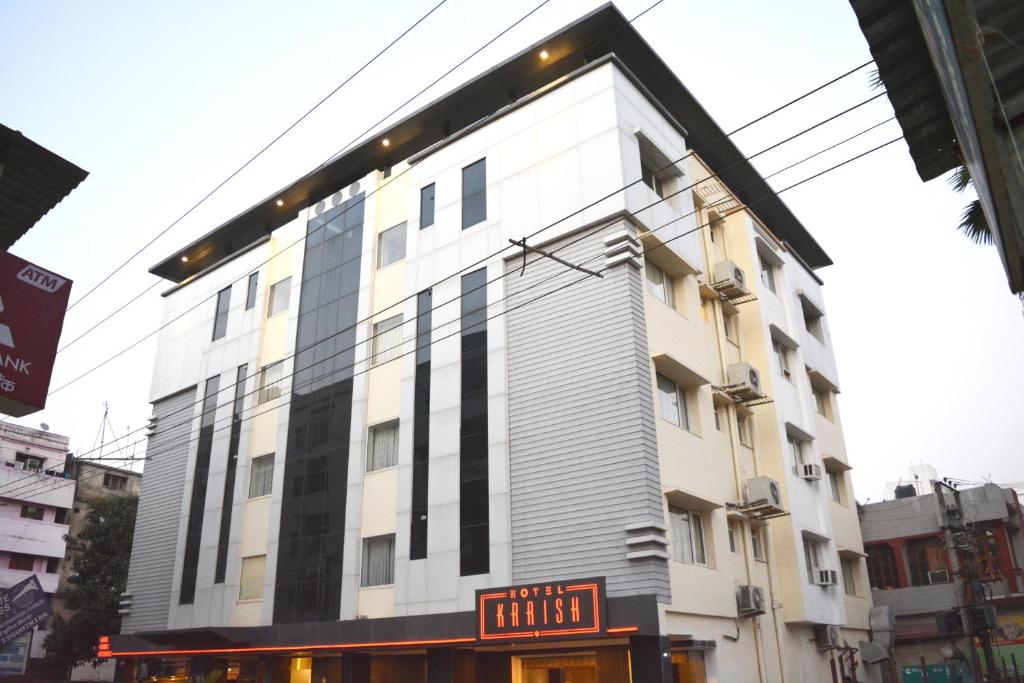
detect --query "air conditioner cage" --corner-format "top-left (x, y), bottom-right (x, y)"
top-left (711, 261), bottom-right (754, 302)
top-left (737, 585), bottom-right (766, 616)
top-left (815, 624), bottom-right (841, 650)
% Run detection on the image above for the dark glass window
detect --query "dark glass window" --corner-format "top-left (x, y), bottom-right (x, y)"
top-left (273, 194), bottom-right (364, 624)
top-left (46, 557), bottom-right (60, 573)
top-left (180, 374), bottom-right (220, 604)
top-left (246, 272), bottom-right (259, 310)
top-left (212, 287), bottom-right (231, 340)
top-left (215, 364), bottom-right (247, 584)
top-left (866, 544), bottom-right (900, 589)
top-left (410, 289), bottom-right (431, 560)
top-left (459, 269), bottom-right (489, 575)
top-left (20, 505), bottom-right (43, 520)
top-left (420, 184), bottom-right (435, 228)
top-left (461, 159), bottom-right (486, 229)
top-left (8, 554), bottom-right (33, 571)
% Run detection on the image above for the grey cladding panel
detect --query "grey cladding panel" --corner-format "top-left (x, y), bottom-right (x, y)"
top-left (121, 387), bottom-right (197, 633)
top-left (505, 222), bottom-right (669, 601)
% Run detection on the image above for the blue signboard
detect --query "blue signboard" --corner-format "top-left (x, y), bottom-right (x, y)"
top-left (0, 632), bottom-right (30, 677)
top-left (0, 575), bottom-right (52, 648)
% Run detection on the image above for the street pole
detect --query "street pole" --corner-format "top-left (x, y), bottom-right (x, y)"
top-left (934, 481), bottom-right (981, 679)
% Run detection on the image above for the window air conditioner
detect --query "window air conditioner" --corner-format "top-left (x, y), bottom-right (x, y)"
top-left (736, 585), bottom-right (766, 616)
top-left (927, 569), bottom-right (950, 584)
top-left (816, 569), bottom-right (838, 586)
top-left (801, 463), bottom-right (822, 481)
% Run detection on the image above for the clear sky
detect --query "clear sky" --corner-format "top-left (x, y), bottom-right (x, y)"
top-left (2, 0), bottom-right (1021, 500)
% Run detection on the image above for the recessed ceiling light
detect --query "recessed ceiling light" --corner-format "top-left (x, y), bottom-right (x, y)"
top-left (276, 199), bottom-right (284, 207)
top-left (181, 256), bottom-right (188, 263)
top-left (382, 138), bottom-right (390, 147)
top-left (539, 49), bottom-right (549, 60)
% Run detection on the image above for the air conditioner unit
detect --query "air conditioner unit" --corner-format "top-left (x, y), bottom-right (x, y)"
top-left (927, 569), bottom-right (950, 585)
top-left (743, 476), bottom-right (786, 519)
top-left (801, 463), bottom-right (822, 481)
top-left (727, 362), bottom-right (762, 391)
top-left (737, 585), bottom-right (766, 616)
top-left (816, 569), bottom-right (838, 586)
top-left (815, 624), bottom-right (841, 650)
top-left (711, 261), bottom-right (750, 300)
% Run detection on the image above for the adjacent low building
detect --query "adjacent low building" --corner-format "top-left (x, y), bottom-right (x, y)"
top-left (861, 483), bottom-right (1024, 676)
top-left (0, 423), bottom-right (73, 677)
top-left (109, 4), bottom-right (878, 681)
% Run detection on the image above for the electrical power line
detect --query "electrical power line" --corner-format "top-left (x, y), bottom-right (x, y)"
top-left (64, 0), bottom-right (451, 313)
top-left (2, 132), bottom-right (902, 502)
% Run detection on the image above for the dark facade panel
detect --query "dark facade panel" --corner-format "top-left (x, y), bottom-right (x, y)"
top-left (215, 364), bottom-right (247, 584)
top-left (180, 375), bottom-right (221, 605)
top-left (410, 289), bottom-right (432, 560)
top-left (459, 269), bottom-right (489, 576)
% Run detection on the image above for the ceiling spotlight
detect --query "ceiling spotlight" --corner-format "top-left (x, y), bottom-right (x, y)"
top-left (181, 256), bottom-right (188, 263)
top-left (539, 49), bottom-right (549, 60)
top-left (382, 138), bottom-right (390, 147)
top-left (276, 199), bottom-right (284, 207)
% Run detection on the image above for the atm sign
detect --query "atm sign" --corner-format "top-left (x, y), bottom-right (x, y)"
top-left (476, 578), bottom-right (605, 641)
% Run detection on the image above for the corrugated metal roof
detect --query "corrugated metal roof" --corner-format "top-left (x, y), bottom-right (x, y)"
top-left (0, 124), bottom-right (88, 250)
top-left (151, 3), bottom-right (833, 282)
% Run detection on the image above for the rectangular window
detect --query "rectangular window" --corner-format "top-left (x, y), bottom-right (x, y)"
top-left (420, 183), bottom-right (435, 228)
top-left (212, 286), bottom-right (231, 340)
top-left (367, 421), bottom-right (399, 472)
top-left (267, 277), bottom-right (292, 317)
top-left (728, 522), bottom-right (738, 553)
top-left (215, 363), bottom-right (248, 584)
top-left (248, 454), bottom-right (274, 499)
top-left (257, 362), bottom-right (283, 404)
top-left (668, 507), bottom-right (706, 565)
top-left (460, 269), bottom-right (489, 576)
top-left (656, 373), bottom-right (689, 430)
top-left (641, 158), bottom-right (666, 198)
top-left (907, 539), bottom-right (950, 586)
top-left (245, 272), bottom-right (259, 310)
top-left (773, 339), bottom-right (791, 380)
top-left (867, 544), bottom-right (900, 589)
top-left (713, 404), bottom-right (722, 431)
top-left (803, 539), bottom-right (821, 584)
top-left (801, 299), bottom-right (825, 342)
top-left (8, 554), bottom-right (33, 571)
top-left (46, 557), bottom-right (60, 574)
top-left (239, 555), bottom-right (266, 600)
top-left (410, 289), bottom-right (432, 561)
top-left (15, 453), bottom-right (44, 471)
top-left (361, 534), bottom-right (396, 587)
top-left (103, 473), bottom-right (128, 491)
top-left (842, 557), bottom-right (857, 596)
top-left (828, 470), bottom-right (843, 503)
top-left (788, 435), bottom-right (806, 468)
top-left (377, 222), bottom-right (407, 268)
top-left (813, 387), bottom-right (831, 419)
top-left (644, 259), bottom-right (675, 307)
top-left (737, 416), bottom-right (752, 446)
top-left (20, 505), bottom-right (43, 521)
top-left (759, 257), bottom-right (776, 294)
top-left (752, 527), bottom-right (766, 560)
top-left (371, 315), bottom-right (403, 366)
top-left (461, 159), bottom-right (486, 229)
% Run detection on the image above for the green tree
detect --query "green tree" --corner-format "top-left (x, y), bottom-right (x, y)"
top-left (44, 494), bottom-right (138, 673)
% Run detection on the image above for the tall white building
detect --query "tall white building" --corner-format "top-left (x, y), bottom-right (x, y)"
top-left (0, 423), bottom-right (72, 673)
top-left (110, 6), bottom-right (876, 681)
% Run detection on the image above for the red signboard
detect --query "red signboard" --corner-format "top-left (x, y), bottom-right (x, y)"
top-left (476, 578), bottom-right (606, 642)
top-left (0, 252), bottom-right (72, 417)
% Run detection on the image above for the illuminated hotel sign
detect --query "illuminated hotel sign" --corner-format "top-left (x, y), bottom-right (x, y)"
top-left (476, 578), bottom-right (606, 642)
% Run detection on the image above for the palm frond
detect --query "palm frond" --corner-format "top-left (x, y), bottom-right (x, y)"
top-left (958, 199), bottom-right (993, 245)
top-left (948, 165), bottom-right (973, 193)
top-left (868, 68), bottom-right (884, 91)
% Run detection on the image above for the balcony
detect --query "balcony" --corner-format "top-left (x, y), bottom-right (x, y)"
top-left (0, 465), bottom-right (75, 508)
top-left (0, 568), bottom-right (59, 594)
top-left (0, 518), bottom-right (68, 558)
top-left (870, 583), bottom-right (958, 616)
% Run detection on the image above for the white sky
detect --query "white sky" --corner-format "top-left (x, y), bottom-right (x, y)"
top-left (2, 0), bottom-right (1022, 501)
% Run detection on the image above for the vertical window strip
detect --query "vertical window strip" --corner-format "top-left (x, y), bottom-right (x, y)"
top-left (371, 315), bottom-right (403, 365)
top-left (461, 159), bottom-right (486, 229)
top-left (410, 290), bottom-right (431, 560)
top-left (214, 364), bottom-right (247, 583)
top-left (245, 272), bottom-right (259, 310)
top-left (180, 374), bottom-right (220, 604)
top-left (367, 421), bottom-right (399, 471)
top-left (459, 269), bottom-right (489, 576)
top-left (420, 184), bottom-right (435, 228)
top-left (212, 287), bottom-right (231, 340)
top-left (361, 535), bottom-right (396, 587)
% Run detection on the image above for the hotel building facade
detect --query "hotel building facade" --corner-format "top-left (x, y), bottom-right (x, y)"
top-left (109, 6), bottom-right (878, 682)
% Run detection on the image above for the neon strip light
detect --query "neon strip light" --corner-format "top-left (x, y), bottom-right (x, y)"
top-left (104, 636), bottom-right (478, 657)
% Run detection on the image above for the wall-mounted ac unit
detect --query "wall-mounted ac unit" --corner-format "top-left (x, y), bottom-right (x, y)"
top-left (711, 261), bottom-right (750, 300)
top-left (743, 476), bottom-right (786, 519)
top-left (737, 585), bottom-right (766, 616)
top-left (927, 569), bottom-right (950, 585)
top-left (816, 569), bottom-right (838, 586)
top-left (717, 362), bottom-right (768, 405)
top-left (815, 624), bottom-right (840, 650)
top-left (801, 463), bottom-right (822, 481)
top-left (727, 362), bottom-right (762, 391)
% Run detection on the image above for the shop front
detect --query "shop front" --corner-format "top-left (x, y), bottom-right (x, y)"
top-left (104, 578), bottom-right (713, 683)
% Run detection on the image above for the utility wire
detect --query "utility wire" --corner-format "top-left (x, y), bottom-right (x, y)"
top-left (53, 0), bottom-right (556, 355)
top-left (42, 50), bottom-right (873, 404)
top-left (2, 130), bottom-right (901, 502)
top-left (33, 96), bottom-right (892, 480)
top-left (64, 0), bottom-right (451, 313)
top-left (23, 92), bottom-right (893, 491)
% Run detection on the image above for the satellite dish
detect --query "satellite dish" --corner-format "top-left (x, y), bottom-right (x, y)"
top-left (40, 423), bottom-right (49, 431)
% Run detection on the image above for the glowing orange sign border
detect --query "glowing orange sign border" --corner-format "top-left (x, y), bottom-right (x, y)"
top-left (478, 582), bottom-right (603, 641)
